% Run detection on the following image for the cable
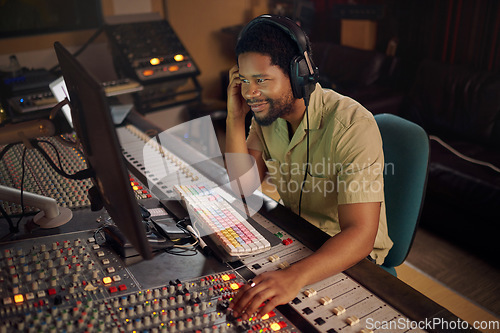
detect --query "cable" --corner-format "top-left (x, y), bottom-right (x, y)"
top-left (429, 135), bottom-right (500, 173)
top-left (48, 26), bottom-right (105, 74)
top-left (30, 139), bottom-right (94, 180)
top-left (14, 146), bottom-right (27, 230)
top-left (298, 104), bottom-right (310, 216)
top-left (0, 142), bottom-right (19, 162)
top-left (0, 204), bottom-right (16, 233)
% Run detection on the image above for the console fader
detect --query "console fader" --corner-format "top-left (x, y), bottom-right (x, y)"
top-left (0, 231), bottom-right (299, 332)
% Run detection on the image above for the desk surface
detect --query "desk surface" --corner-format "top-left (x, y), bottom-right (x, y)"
top-left (0, 111), bottom-right (477, 333)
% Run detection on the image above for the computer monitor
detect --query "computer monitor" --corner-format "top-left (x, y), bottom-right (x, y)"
top-left (53, 41), bottom-right (153, 260)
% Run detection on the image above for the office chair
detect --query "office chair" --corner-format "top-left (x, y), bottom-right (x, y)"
top-left (374, 113), bottom-right (430, 276)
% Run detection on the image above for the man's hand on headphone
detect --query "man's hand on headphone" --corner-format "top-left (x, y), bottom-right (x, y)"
top-left (227, 65), bottom-right (250, 121)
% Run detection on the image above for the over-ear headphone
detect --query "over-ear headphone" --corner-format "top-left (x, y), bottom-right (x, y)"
top-left (238, 14), bottom-right (319, 105)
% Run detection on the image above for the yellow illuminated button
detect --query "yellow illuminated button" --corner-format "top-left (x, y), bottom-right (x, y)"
top-left (14, 294), bottom-right (24, 303)
top-left (229, 283), bottom-right (240, 290)
top-left (174, 54), bottom-right (184, 62)
top-left (270, 322), bottom-right (281, 331)
top-left (102, 276), bottom-right (113, 284)
top-left (261, 313), bottom-right (270, 320)
top-left (150, 58), bottom-right (161, 65)
top-left (221, 274), bottom-right (230, 281)
top-left (133, 186), bottom-right (139, 191)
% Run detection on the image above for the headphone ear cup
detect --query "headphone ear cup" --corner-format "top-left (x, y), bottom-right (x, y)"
top-left (290, 56), bottom-right (307, 99)
top-left (290, 55), bottom-right (314, 100)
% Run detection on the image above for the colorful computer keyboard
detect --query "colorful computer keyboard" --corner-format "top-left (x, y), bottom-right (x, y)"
top-left (174, 185), bottom-right (271, 257)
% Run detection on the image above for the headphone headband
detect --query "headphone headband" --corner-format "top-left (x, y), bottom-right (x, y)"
top-left (241, 15), bottom-right (310, 55)
top-left (238, 14), bottom-right (319, 103)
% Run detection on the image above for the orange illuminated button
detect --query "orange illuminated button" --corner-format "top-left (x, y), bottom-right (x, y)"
top-left (270, 322), bottom-right (282, 331)
top-left (150, 58), bottom-right (161, 65)
top-left (14, 294), bottom-right (24, 303)
top-left (143, 69), bottom-right (154, 76)
top-left (102, 277), bottom-right (113, 284)
top-left (174, 54), bottom-right (184, 62)
top-left (168, 65), bottom-right (179, 72)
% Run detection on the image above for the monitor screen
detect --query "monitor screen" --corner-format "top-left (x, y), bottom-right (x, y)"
top-left (53, 41), bottom-right (153, 260)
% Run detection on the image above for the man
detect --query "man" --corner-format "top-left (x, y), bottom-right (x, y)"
top-left (225, 15), bottom-right (393, 320)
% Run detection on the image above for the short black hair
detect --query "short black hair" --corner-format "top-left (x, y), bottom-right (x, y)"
top-left (235, 22), bottom-right (300, 78)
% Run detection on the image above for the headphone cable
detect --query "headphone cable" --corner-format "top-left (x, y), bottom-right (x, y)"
top-left (298, 102), bottom-right (310, 216)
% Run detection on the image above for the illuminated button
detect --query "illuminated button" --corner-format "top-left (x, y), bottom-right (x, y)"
top-left (282, 238), bottom-right (293, 245)
top-left (174, 54), bottom-right (184, 62)
top-left (221, 274), bottom-right (230, 281)
top-left (102, 277), bottom-right (113, 284)
top-left (346, 315), bottom-right (360, 326)
top-left (143, 69), bottom-right (154, 76)
top-left (118, 284), bottom-right (127, 291)
top-left (48, 289), bottom-right (57, 296)
top-left (168, 65), bottom-right (179, 72)
top-left (14, 294), bottom-right (24, 303)
top-left (229, 283), bottom-right (240, 290)
top-left (270, 322), bottom-right (281, 331)
top-left (109, 286), bottom-right (118, 293)
top-left (150, 58), bottom-right (161, 66)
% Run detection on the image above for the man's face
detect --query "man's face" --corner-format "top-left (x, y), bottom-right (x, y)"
top-left (238, 52), bottom-right (295, 126)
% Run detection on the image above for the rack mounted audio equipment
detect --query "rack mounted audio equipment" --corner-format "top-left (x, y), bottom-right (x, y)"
top-left (105, 14), bottom-right (202, 113)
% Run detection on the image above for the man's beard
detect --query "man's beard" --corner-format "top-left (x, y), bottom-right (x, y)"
top-left (249, 92), bottom-right (295, 126)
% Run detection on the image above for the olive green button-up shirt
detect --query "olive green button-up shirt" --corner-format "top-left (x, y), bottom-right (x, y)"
top-left (247, 84), bottom-right (393, 264)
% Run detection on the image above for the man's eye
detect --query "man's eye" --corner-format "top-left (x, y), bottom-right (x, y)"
top-left (241, 78), bottom-right (249, 83)
top-left (257, 79), bottom-right (267, 83)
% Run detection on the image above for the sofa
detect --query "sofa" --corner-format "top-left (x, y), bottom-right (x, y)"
top-left (399, 59), bottom-right (500, 264)
top-left (311, 42), bottom-right (404, 115)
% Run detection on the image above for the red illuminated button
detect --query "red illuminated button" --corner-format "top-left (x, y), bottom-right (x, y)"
top-left (118, 284), bottom-right (127, 291)
top-left (109, 286), bottom-right (118, 293)
top-left (48, 288), bottom-right (57, 296)
top-left (282, 238), bottom-right (293, 245)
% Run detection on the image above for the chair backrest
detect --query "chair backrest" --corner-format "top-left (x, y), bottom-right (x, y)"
top-left (374, 114), bottom-right (429, 273)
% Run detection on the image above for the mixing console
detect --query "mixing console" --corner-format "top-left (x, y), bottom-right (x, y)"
top-left (0, 122), bottom-right (446, 332)
top-left (0, 230), bottom-right (299, 333)
top-left (0, 136), bottom-right (92, 215)
top-left (0, 135), bottom-right (153, 216)
top-left (117, 125), bottom-right (222, 201)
